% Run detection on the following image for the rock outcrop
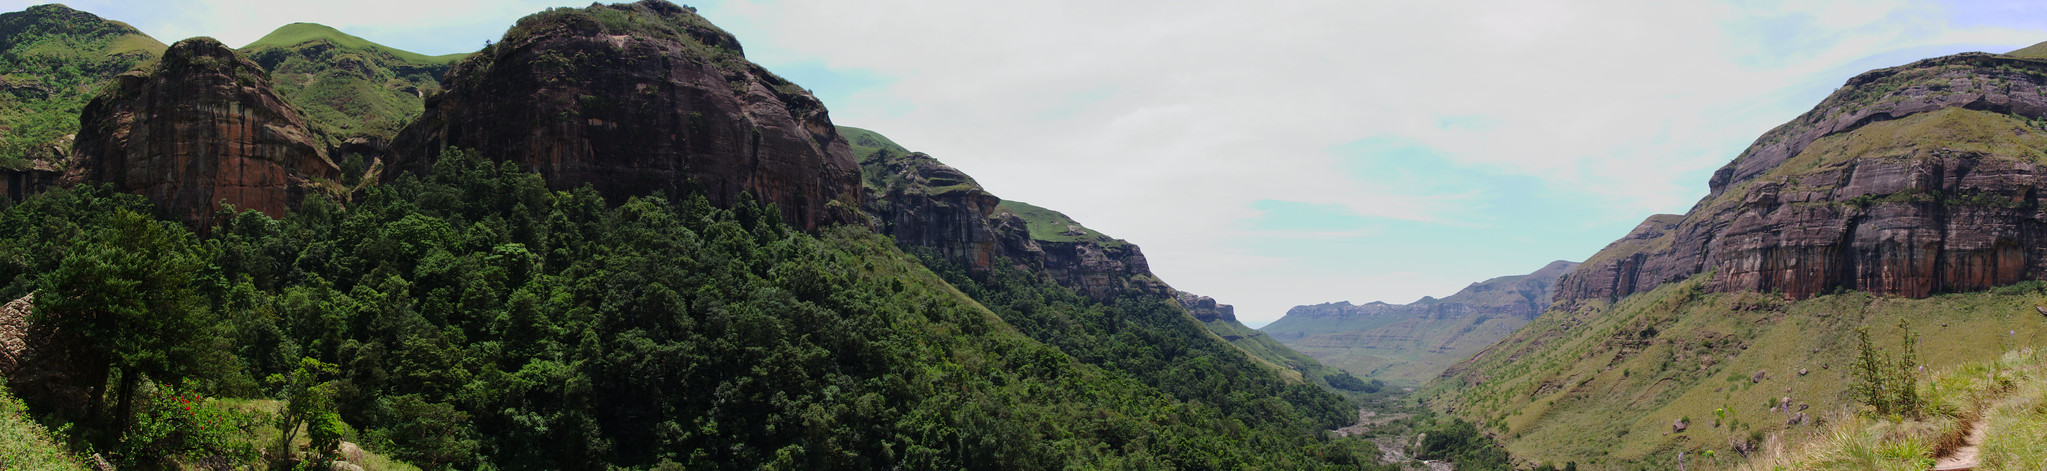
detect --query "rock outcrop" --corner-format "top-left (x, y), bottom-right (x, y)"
top-left (69, 37), bottom-right (337, 227)
top-left (1558, 50), bottom-right (2047, 305)
top-left (1177, 291), bottom-right (1238, 323)
top-left (847, 126), bottom-right (1167, 300)
top-left (391, 0), bottom-right (859, 230)
top-left (0, 294), bottom-right (105, 422)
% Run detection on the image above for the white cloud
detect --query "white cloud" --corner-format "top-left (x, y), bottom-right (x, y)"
top-left (6, 0), bottom-right (2043, 325)
top-left (707, 0), bottom-right (2047, 324)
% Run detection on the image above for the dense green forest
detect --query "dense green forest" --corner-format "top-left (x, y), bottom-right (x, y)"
top-left (0, 150), bottom-right (1391, 469)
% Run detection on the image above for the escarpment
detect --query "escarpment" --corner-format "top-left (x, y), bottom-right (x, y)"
top-left (848, 127), bottom-right (1168, 301)
top-left (69, 37), bottom-right (336, 227)
top-left (1557, 50), bottom-right (2047, 305)
top-left (391, 0), bottom-right (859, 230)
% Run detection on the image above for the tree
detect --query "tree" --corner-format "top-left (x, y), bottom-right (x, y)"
top-left (33, 209), bottom-right (227, 443)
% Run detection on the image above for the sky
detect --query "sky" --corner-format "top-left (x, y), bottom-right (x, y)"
top-left (16, 0), bottom-right (2047, 327)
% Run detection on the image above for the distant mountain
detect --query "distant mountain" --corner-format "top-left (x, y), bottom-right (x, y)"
top-left (1262, 260), bottom-right (1576, 386)
top-left (0, 4), bottom-right (164, 170)
top-left (239, 22), bottom-right (467, 151)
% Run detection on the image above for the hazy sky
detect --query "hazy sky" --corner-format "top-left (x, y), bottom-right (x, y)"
top-left (16, 0), bottom-right (2047, 326)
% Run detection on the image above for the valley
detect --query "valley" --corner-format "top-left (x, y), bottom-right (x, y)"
top-left (3, 1), bottom-right (2047, 470)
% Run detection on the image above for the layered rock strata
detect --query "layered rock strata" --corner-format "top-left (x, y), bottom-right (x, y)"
top-left (854, 136), bottom-right (1166, 300)
top-left (392, 0), bottom-right (859, 230)
top-left (69, 37), bottom-right (337, 227)
top-left (1559, 51), bottom-right (2047, 305)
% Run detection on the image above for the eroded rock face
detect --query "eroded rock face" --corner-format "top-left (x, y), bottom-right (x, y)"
top-left (1176, 292), bottom-right (1238, 323)
top-left (1557, 52), bottom-right (2047, 305)
top-left (392, 0), bottom-right (859, 230)
top-left (70, 37), bottom-right (336, 227)
top-left (857, 140), bottom-right (1167, 301)
top-left (0, 294), bottom-right (105, 422)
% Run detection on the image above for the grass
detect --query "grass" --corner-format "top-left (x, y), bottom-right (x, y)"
top-left (0, 4), bottom-right (164, 168)
top-left (241, 23), bottom-right (465, 65)
top-left (1423, 274), bottom-right (2047, 469)
top-left (0, 382), bottom-right (88, 471)
top-left (239, 23), bottom-right (459, 143)
top-left (839, 125), bottom-right (910, 162)
top-left (995, 200), bottom-right (1127, 247)
top-left (2007, 41), bottom-right (2047, 60)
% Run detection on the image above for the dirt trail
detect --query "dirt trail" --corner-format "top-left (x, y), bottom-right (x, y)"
top-left (1932, 417), bottom-right (1988, 471)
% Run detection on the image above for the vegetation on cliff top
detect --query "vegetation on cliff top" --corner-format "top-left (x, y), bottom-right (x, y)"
top-left (240, 23), bottom-right (462, 145)
top-left (0, 3), bottom-right (164, 169)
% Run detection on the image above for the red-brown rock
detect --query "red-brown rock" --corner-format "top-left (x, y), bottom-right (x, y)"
top-left (1558, 52), bottom-right (2047, 305)
top-left (69, 37), bottom-right (336, 227)
top-left (391, 0), bottom-right (859, 230)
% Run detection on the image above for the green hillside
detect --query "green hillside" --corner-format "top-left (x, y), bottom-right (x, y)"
top-left (0, 150), bottom-right (1389, 469)
top-left (1423, 274), bottom-right (2047, 469)
top-left (239, 22), bottom-right (467, 145)
top-left (242, 23), bottom-right (465, 65)
top-left (0, 4), bottom-right (165, 169)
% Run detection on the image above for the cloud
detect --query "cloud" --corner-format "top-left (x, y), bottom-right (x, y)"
top-left (6, 0), bottom-right (2043, 325)
top-left (704, 0), bottom-right (2047, 325)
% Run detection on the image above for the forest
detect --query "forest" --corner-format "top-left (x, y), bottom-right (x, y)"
top-left (0, 150), bottom-right (1399, 469)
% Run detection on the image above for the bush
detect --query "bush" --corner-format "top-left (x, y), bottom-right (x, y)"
top-left (117, 382), bottom-right (265, 467)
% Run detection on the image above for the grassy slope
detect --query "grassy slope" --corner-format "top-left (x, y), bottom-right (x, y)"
top-left (838, 124), bottom-right (1364, 398)
top-left (239, 23), bottom-right (465, 145)
top-left (0, 4), bottom-right (165, 168)
top-left (1423, 274), bottom-right (2047, 470)
top-left (0, 383), bottom-right (87, 470)
top-left (242, 23), bottom-right (464, 65)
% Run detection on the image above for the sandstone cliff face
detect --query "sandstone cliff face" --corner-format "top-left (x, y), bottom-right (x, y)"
top-left (70, 37), bottom-right (336, 227)
top-left (1176, 291), bottom-right (1238, 323)
top-left (392, 0), bottom-right (859, 230)
top-left (1558, 52), bottom-right (2047, 305)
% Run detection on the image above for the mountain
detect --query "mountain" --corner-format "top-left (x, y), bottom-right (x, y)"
top-left (0, 1), bottom-right (1394, 468)
top-left (1262, 260), bottom-right (1576, 386)
top-left (845, 124), bottom-right (1367, 396)
top-left (0, 4), bottom-right (164, 171)
top-left (391, 1), bottom-right (859, 230)
top-left (1422, 43), bottom-right (2047, 469)
top-left (1556, 50), bottom-right (2047, 306)
top-left (69, 37), bottom-right (337, 227)
top-left (1178, 291), bottom-right (1383, 395)
top-left (239, 23), bottom-right (466, 150)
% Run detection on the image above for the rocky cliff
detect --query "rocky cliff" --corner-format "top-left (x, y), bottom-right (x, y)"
top-left (1262, 260), bottom-right (1577, 385)
top-left (1559, 49), bottom-right (2047, 305)
top-left (69, 37), bottom-right (337, 227)
top-left (845, 126), bottom-right (1168, 300)
top-left (392, 0), bottom-right (859, 230)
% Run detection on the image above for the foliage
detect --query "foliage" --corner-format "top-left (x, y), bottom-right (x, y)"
top-left (0, 149), bottom-right (1385, 469)
top-left (240, 24), bottom-right (454, 144)
top-left (1326, 372), bottom-right (1383, 392)
top-left (0, 383), bottom-right (87, 471)
top-left (0, 4), bottom-right (165, 168)
top-left (1853, 320), bottom-right (1927, 418)
top-left (1412, 416), bottom-right (1513, 471)
top-left (118, 382), bottom-right (266, 468)
top-left (32, 206), bottom-right (234, 448)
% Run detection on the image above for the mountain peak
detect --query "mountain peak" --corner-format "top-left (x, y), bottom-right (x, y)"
top-left (243, 21), bottom-right (462, 65)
